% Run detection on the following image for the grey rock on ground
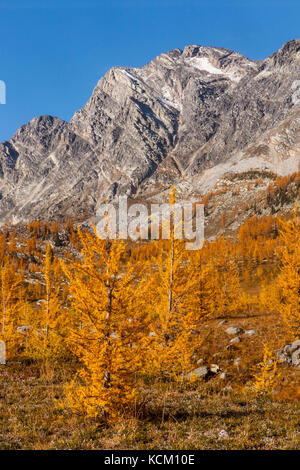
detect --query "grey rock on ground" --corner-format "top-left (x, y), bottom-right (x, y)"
top-left (291, 348), bottom-right (300, 366)
top-left (291, 340), bottom-right (300, 351)
top-left (230, 336), bottom-right (241, 344)
top-left (245, 329), bottom-right (258, 336)
top-left (187, 366), bottom-right (210, 379)
top-left (234, 358), bottom-right (241, 368)
top-left (276, 341), bottom-right (300, 365)
top-left (210, 364), bottom-right (221, 373)
top-left (226, 327), bottom-right (244, 335)
top-left (219, 430), bottom-right (229, 439)
top-left (276, 350), bottom-right (292, 364)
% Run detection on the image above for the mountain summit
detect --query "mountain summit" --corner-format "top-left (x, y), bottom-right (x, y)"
top-left (0, 39), bottom-right (299, 223)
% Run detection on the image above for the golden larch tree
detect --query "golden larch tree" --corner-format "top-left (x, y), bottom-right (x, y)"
top-left (28, 244), bottom-right (65, 359)
top-left (275, 203), bottom-right (300, 337)
top-left (0, 259), bottom-right (24, 358)
top-left (145, 187), bottom-right (204, 381)
top-left (61, 228), bottom-right (149, 420)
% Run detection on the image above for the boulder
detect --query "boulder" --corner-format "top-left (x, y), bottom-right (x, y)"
top-left (226, 327), bottom-right (243, 335)
top-left (230, 336), bottom-right (241, 344)
top-left (276, 342), bottom-right (300, 365)
top-left (210, 364), bottom-right (220, 374)
top-left (219, 430), bottom-right (229, 439)
top-left (276, 349), bottom-right (292, 363)
top-left (245, 329), bottom-right (258, 336)
top-left (291, 339), bottom-right (300, 351)
top-left (291, 348), bottom-right (300, 366)
top-left (283, 344), bottom-right (294, 354)
top-left (187, 366), bottom-right (210, 379)
top-left (234, 357), bottom-right (241, 368)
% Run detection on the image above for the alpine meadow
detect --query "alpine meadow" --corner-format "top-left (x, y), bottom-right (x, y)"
top-left (0, 1), bottom-right (299, 451)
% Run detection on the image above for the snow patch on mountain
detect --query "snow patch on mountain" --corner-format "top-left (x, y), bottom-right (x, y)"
top-left (161, 87), bottom-right (181, 110)
top-left (120, 69), bottom-right (139, 82)
top-left (185, 57), bottom-right (242, 82)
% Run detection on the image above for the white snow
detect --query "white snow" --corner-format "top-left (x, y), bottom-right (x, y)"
top-left (186, 57), bottom-right (242, 82)
top-left (161, 87), bottom-right (181, 110)
top-left (187, 57), bottom-right (224, 75)
top-left (120, 69), bottom-right (139, 83)
top-left (48, 152), bottom-right (58, 166)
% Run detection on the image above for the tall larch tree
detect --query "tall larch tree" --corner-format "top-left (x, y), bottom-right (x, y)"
top-left (275, 203), bottom-right (300, 337)
top-left (61, 228), bottom-right (149, 421)
top-left (145, 187), bottom-right (202, 381)
top-left (0, 259), bottom-right (24, 358)
top-left (29, 244), bottom-right (65, 359)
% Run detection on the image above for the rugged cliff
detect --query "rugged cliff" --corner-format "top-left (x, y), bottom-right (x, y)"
top-left (0, 39), bottom-right (299, 223)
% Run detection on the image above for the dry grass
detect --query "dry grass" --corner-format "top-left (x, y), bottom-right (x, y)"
top-left (0, 312), bottom-right (299, 450)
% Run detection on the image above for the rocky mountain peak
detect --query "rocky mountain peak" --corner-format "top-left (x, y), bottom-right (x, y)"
top-left (269, 38), bottom-right (300, 66)
top-left (0, 40), bottom-right (299, 225)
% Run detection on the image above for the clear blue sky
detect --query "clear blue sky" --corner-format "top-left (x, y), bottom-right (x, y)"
top-left (0, 0), bottom-right (299, 142)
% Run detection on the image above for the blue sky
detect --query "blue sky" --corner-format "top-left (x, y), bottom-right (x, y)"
top-left (0, 0), bottom-right (299, 142)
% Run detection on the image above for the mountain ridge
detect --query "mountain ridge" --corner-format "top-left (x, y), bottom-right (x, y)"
top-left (0, 39), bottom-right (299, 225)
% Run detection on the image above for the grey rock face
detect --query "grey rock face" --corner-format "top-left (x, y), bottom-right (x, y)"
top-left (0, 116), bottom-right (100, 222)
top-left (0, 40), bottom-right (299, 223)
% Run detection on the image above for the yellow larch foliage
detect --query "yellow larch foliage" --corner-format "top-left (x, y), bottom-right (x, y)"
top-left (0, 259), bottom-right (24, 358)
top-left (145, 238), bottom-right (197, 380)
top-left (275, 203), bottom-right (300, 337)
top-left (259, 279), bottom-right (279, 315)
top-left (188, 250), bottom-right (215, 323)
top-left (249, 343), bottom-right (280, 396)
top-left (61, 228), bottom-right (150, 421)
top-left (145, 187), bottom-right (206, 381)
top-left (213, 238), bottom-right (242, 317)
top-left (28, 244), bottom-right (65, 359)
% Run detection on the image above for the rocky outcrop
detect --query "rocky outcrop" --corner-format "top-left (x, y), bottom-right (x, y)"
top-left (0, 39), bottom-right (299, 223)
top-left (276, 340), bottom-right (300, 366)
